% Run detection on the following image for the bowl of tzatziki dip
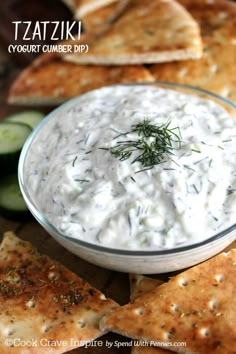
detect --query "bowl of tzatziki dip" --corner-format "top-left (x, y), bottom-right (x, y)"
top-left (18, 82), bottom-right (236, 273)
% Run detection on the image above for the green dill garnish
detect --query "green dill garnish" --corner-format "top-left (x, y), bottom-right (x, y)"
top-left (227, 187), bottom-right (236, 195)
top-left (191, 148), bottom-right (201, 153)
top-left (183, 164), bottom-right (196, 172)
top-left (194, 156), bottom-right (209, 165)
top-left (101, 119), bottom-right (182, 170)
top-left (222, 139), bottom-right (232, 143)
top-left (72, 156), bottom-right (77, 167)
top-left (192, 184), bottom-right (199, 194)
top-left (74, 179), bottom-right (90, 183)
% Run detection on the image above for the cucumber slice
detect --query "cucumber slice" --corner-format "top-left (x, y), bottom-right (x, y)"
top-left (0, 122), bottom-right (32, 175)
top-left (6, 111), bottom-right (44, 130)
top-left (0, 175), bottom-right (30, 220)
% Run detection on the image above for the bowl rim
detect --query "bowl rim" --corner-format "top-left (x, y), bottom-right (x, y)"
top-left (18, 81), bottom-right (236, 256)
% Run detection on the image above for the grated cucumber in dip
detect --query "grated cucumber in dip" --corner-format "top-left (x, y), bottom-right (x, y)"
top-left (25, 85), bottom-right (236, 250)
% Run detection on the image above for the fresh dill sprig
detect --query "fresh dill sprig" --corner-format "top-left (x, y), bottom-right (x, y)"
top-left (101, 119), bottom-right (182, 170)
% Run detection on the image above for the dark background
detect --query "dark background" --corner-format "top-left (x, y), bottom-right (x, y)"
top-left (0, 0), bottom-right (73, 65)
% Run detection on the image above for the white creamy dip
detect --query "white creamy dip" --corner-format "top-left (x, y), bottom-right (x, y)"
top-left (25, 85), bottom-right (236, 250)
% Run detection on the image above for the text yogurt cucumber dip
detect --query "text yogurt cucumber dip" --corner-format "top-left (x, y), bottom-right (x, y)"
top-left (25, 85), bottom-right (236, 250)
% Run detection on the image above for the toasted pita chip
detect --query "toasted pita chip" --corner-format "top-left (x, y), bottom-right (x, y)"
top-left (0, 231), bottom-right (118, 353)
top-left (150, 0), bottom-right (236, 102)
top-left (130, 274), bottom-right (163, 303)
top-left (8, 57), bottom-right (154, 106)
top-left (130, 275), bottom-right (173, 354)
top-left (132, 347), bottom-right (172, 354)
top-left (64, 0), bottom-right (202, 65)
top-left (101, 250), bottom-right (236, 353)
top-left (81, 0), bottom-right (129, 33)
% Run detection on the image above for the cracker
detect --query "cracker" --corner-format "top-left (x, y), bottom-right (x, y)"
top-left (8, 56), bottom-right (154, 106)
top-left (150, 0), bottom-right (236, 102)
top-left (101, 250), bottom-right (236, 353)
top-left (64, 0), bottom-right (202, 65)
top-left (0, 231), bottom-right (118, 353)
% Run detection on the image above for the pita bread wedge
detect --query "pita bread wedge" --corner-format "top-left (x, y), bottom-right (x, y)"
top-left (64, 0), bottom-right (202, 65)
top-left (132, 346), bottom-right (172, 354)
top-left (76, 0), bottom-right (120, 18)
top-left (130, 275), bottom-right (171, 354)
top-left (8, 57), bottom-right (154, 106)
top-left (61, 0), bottom-right (123, 20)
top-left (150, 0), bottom-right (236, 102)
top-left (81, 0), bottom-right (129, 34)
top-left (0, 231), bottom-right (118, 353)
top-left (130, 274), bottom-right (163, 303)
top-left (101, 250), bottom-right (236, 354)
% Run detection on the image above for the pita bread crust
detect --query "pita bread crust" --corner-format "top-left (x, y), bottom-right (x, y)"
top-left (81, 3), bottom-right (119, 33)
top-left (81, 0), bottom-right (129, 34)
top-left (150, 0), bottom-right (236, 102)
top-left (8, 57), bottom-right (154, 106)
top-left (76, 0), bottom-right (119, 17)
top-left (61, 0), bottom-right (121, 18)
top-left (0, 232), bottom-right (118, 353)
top-left (102, 250), bottom-right (236, 354)
top-left (64, 0), bottom-right (202, 65)
top-left (61, 0), bottom-right (76, 11)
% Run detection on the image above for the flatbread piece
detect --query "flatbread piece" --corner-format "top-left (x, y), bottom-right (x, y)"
top-left (61, 0), bottom-right (119, 16)
top-left (0, 231), bottom-right (118, 353)
top-left (81, 0), bottom-right (129, 33)
top-left (76, 0), bottom-right (120, 18)
top-left (101, 250), bottom-right (236, 354)
top-left (130, 275), bottom-right (171, 354)
top-left (130, 274), bottom-right (163, 304)
top-left (65, 0), bottom-right (202, 65)
top-left (150, 0), bottom-right (236, 102)
top-left (8, 56), bottom-right (154, 106)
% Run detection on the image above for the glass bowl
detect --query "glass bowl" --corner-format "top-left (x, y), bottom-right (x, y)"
top-left (18, 82), bottom-right (236, 274)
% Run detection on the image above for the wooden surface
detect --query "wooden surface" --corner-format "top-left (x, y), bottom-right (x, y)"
top-left (0, 2), bottom-right (236, 352)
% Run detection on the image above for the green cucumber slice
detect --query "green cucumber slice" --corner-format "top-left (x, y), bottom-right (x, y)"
top-left (6, 111), bottom-right (44, 130)
top-left (0, 175), bottom-right (30, 220)
top-left (0, 122), bottom-right (32, 154)
top-left (0, 122), bottom-right (32, 175)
